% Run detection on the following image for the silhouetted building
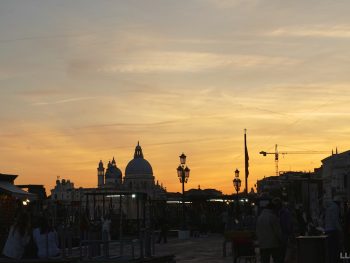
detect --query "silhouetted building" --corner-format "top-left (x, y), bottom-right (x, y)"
top-left (257, 171), bottom-right (323, 218)
top-left (98, 157), bottom-right (122, 188)
top-left (96, 142), bottom-right (166, 198)
top-left (17, 184), bottom-right (46, 200)
top-left (321, 150), bottom-right (350, 204)
top-left (50, 178), bottom-right (80, 201)
top-left (166, 187), bottom-right (223, 203)
top-left (50, 143), bottom-right (167, 223)
top-left (0, 173), bottom-right (36, 200)
top-left (186, 187), bottom-right (222, 199)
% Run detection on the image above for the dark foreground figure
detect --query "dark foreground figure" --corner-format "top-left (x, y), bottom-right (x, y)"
top-left (256, 202), bottom-right (283, 263)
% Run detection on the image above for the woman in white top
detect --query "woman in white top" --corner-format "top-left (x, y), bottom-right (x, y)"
top-left (32, 216), bottom-right (60, 258)
top-left (2, 212), bottom-right (31, 260)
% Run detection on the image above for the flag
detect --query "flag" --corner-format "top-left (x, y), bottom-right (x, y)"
top-left (244, 129), bottom-right (249, 179)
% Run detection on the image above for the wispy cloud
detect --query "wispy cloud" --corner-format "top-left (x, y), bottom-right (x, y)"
top-left (32, 97), bottom-right (96, 106)
top-left (267, 25), bottom-right (350, 38)
top-left (202, 0), bottom-right (260, 8)
top-left (97, 51), bottom-right (299, 74)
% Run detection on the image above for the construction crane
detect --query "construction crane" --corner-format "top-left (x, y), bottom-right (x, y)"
top-left (260, 144), bottom-right (330, 176)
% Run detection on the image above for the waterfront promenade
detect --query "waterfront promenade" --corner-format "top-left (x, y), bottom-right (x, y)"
top-left (155, 234), bottom-right (237, 263)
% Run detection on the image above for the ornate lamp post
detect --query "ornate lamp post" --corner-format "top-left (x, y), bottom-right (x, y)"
top-left (233, 169), bottom-right (241, 195)
top-left (177, 153), bottom-right (190, 230)
top-left (233, 169), bottom-right (241, 217)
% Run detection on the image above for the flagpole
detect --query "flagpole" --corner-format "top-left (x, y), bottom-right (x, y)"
top-left (244, 129), bottom-right (248, 194)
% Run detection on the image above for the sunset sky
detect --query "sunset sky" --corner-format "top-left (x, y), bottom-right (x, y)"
top-left (1, 0), bottom-right (350, 194)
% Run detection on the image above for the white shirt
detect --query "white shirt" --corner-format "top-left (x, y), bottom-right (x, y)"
top-left (32, 228), bottom-right (60, 258)
top-left (2, 226), bottom-right (30, 260)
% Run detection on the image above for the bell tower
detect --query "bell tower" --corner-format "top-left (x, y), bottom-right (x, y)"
top-left (97, 160), bottom-right (105, 188)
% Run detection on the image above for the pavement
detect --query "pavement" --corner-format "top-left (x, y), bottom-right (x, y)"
top-left (154, 234), bottom-right (249, 263)
top-left (73, 233), bottom-right (259, 262)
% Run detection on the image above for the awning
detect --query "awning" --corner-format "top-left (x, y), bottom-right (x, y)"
top-left (0, 181), bottom-right (37, 200)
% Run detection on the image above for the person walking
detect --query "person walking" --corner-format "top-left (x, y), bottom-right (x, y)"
top-left (343, 204), bottom-right (350, 252)
top-left (325, 196), bottom-right (342, 263)
top-left (157, 216), bottom-right (168, 244)
top-left (273, 198), bottom-right (294, 262)
top-left (256, 201), bottom-right (283, 263)
top-left (200, 212), bottom-right (208, 237)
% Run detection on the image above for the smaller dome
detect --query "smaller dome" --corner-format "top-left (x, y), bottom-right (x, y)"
top-left (105, 157), bottom-right (122, 179)
top-left (105, 166), bottom-right (122, 179)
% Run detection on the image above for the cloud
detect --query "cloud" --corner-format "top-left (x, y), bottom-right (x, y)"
top-left (32, 97), bottom-right (96, 106)
top-left (202, 0), bottom-right (260, 8)
top-left (267, 25), bottom-right (350, 38)
top-left (97, 51), bottom-right (299, 74)
top-left (19, 89), bottom-right (64, 98)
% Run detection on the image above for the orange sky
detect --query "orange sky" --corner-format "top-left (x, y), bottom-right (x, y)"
top-left (1, 1), bottom-right (350, 194)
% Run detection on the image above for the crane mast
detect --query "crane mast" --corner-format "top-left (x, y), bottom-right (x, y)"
top-left (259, 144), bottom-right (329, 176)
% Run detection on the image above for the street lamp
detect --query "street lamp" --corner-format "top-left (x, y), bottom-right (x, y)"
top-left (233, 169), bottom-right (241, 218)
top-left (179, 153), bottom-right (187, 165)
top-left (233, 169), bottom-right (241, 194)
top-left (177, 153), bottom-right (190, 230)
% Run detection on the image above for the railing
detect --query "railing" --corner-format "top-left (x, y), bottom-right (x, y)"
top-left (19, 226), bottom-right (161, 261)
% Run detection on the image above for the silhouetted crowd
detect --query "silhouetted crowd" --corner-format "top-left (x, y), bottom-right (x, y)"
top-left (255, 195), bottom-right (349, 263)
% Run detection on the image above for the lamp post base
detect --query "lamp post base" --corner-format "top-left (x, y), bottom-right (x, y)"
top-left (178, 230), bottom-right (190, 239)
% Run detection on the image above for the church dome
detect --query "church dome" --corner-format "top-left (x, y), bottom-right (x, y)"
top-left (125, 142), bottom-right (153, 177)
top-left (106, 166), bottom-right (122, 179)
top-left (105, 158), bottom-right (122, 179)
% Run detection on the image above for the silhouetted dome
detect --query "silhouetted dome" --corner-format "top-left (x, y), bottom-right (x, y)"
top-left (105, 166), bottom-right (122, 179)
top-left (125, 158), bottom-right (153, 176)
top-left (105, 158), bottom-right (122, 179)
top-left (125, 142), bottom-right (153, 178)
